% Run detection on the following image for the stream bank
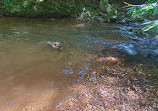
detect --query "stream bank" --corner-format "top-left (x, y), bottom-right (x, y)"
top-left (55, 47), bottom-right (157, 111)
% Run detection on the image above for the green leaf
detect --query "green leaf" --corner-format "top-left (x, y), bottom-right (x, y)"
top-left (23, 1), bottom-right (28, 7)
top-left (142, 20), bottom-right (158, 31)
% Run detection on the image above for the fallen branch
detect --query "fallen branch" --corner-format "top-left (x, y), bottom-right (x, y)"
top-left (123, 2), bottom-right (158, 8)
top-left (123, 2), bottom-right (142, 7)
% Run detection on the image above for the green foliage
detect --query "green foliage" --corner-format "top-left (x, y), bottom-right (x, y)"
top-left (99, 0), bottom-right (117, 21)
top-left (127, 0), bottom-right (158, 19)
top-left (78, 2), bottom-right (100, 20)
top-left (127, 0), bottom-right (158, 31)
top-left (1, 0), bottom-right (118, 20)
top-left (1, 0), bottom-right (76, 17)
top-left (142, 20), bottom-right (158, 32)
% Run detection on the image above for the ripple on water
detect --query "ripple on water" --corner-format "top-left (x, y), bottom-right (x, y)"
top-left (0, 17), bottom-right (157, 110)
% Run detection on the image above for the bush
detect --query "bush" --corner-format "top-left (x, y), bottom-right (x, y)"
top-left (1, 0), bottom-right (76, 17)
top-left (126, 0), bottom-right (158, 31)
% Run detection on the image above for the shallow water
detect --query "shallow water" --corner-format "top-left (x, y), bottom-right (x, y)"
top-left (0, 17), bottom-right (157, 110)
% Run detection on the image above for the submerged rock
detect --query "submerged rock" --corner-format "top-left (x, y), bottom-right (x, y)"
top-left (153, 49), bottom-right (158, 55)
top-left (96, 56), bottom-right (120, 64)
top-left (138, 50), bottom-right (150, 58)
top-left (151, 35), bottom-right (158, 46)
top-left (100, 47), bottom-right (129, 62)
top-left (41, 41), bottom-right (63, 51)
top-left (151, 40), bottom-right (158, 46)
top-left (73, 24), bottom-right (85, 28)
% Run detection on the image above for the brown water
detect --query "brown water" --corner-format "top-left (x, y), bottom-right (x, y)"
top-left (0, 17), bottom-right (157, 111)
top-left (0, 18), bottom-right (92, 111)
top-left (0, 40), bottom-right (87, 110)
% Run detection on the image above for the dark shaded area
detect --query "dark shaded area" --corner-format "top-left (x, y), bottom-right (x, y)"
top-left (1, 0), bottom-right (147, 18)
top-left (109, 0), bottom-right (147, 5)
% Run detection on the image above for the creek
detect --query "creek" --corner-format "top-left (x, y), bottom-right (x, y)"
top-left (0, 17), bottom-right (157, 110)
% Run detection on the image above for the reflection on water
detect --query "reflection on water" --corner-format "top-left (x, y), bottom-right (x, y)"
top-left (0, 40), bottom-right (88, 110)
top-left (0, 17), bottom-right (93, 110)
top-left (0, 17), bottom-right (157, 110)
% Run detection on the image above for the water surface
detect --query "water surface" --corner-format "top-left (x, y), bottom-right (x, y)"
top-left (0, 17), bottom-right (157, 110)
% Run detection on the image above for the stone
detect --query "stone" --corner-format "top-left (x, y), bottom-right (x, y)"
top-left (151, 40), bottom-right (158, 46)
top-left (74, 24), bottom-right (85, 28)
top-left (96, 57), bottom-right (120, 64)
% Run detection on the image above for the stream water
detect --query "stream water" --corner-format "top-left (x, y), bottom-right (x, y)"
top-left (0, 17), bottom-right (157, 111)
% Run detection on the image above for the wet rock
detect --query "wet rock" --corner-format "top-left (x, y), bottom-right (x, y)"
top-left (121, 26), bottom-right (133, 31)
top-left (96, 57), bottom-right (120, 64)
top-left (73, 24), bottom-right (85, 28)
top-left (41, 41), bottom-right (63, 51)
top-left (101, 47), bottom-right (125, 56)
top-left (78, 11), bottom-right (93, 21)
top-left (138, 48), bottom-right (158, 57)
top-left (152, 35), bottom-right (158, 40)
top-left (151, 35), bottom-right (158, 46)
top-left (117, 19), bottom-right (126, 24)
top-left (100, 47), bottom-right (129, 62)
top-left (97, 16), bottom-right (107, 22)
top-left (151, 40), bottom-right (158, 46)
top-left (153, 49), bottom-right (158, 56)
top-left (138, 51), bottom-right (150, 58)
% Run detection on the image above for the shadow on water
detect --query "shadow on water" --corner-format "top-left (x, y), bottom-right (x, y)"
top-left (0, 17), bottom-right (157, 110)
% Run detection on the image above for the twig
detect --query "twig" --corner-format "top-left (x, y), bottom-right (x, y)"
top-left (122, 2), bottom-right (144, 8)
top-left (123, 2), bottom-right (158, 8)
